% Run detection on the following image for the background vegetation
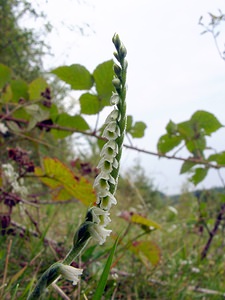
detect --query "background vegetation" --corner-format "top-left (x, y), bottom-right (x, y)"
top-left (0, 1), bottom-right (225, 299)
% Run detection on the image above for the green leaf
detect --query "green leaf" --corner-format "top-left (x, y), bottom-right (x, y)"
top-left (166, 120), bottom-right (177, 135)
top-left (11, 79), bottom-right (28, 102)
top-left (157, 133), bottom-right (182, 154)
top-left (180, 160), bottom-right (196, 174)
top-left (130, 121), bottom-right (147, 138)
top-left (185, 135), bottom-right (206, 154)
top-left (130, 240), bottom-right (161, 267)
top-left (92, 237), bottom-right (119, 300)
top-left (190, 167), bottom-right (208, 185)
top-left (51, 64), bottom-right (94, 90)
top-left (79, 93), bottom-right (103, 115)
top-left (93, 60), bottom-right (114, 102)
top-left (191, 110), bottom-right (222, 135)
top-left (208, 152), bottom-right (225, 165)
top-left (0, 64), bottom-right (11, 89)
top-left (1, 84), bottom-right (12, 103)
top-left (52, 113), bottom-right (89, 139)
top-left (35, 157), bottom-right (96, 206)
top-left (177, 120), bottom-right (194, 138)
top-left (29, 78), bottom-right (48, 100)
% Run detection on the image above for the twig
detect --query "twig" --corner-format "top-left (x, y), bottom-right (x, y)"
top-left (2, 114), bottom-right (224, 170)
top-left (201, 203), bottom-right (225, 259)
top-left (51, 282), bottom-right (71, 300)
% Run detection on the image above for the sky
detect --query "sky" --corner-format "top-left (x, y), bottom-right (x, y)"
top-left (32, 0), bottom-right (225, 194)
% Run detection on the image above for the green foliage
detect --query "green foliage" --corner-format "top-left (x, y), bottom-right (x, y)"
top-left (0, 0), bottom-right (51, 81)
top-left (35, 157), bottom-right (95, 206)
top-left (157, 110), bottom-right (223, 184)
top-left (126, 115), bottom-right (147, 138)
top-left (51, 64), bottom-right (94, 90)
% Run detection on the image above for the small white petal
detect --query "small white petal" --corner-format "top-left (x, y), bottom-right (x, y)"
top-left (90, 207), bottom-right (111, 226)
top-left (0, 123), bottom-right (8, 134)
top-left (89, 223), bottom-right (112, 245)
top-left (102, 122), bottom-right (120, 141)
top-left (59, 264), bottom-right (83, 285)
top-left (99, 192), bottom-right (117, 210)
top-left (105, 109), bottom-right (120, 124)
top-left (97, 158), bottom-right (113, 173)
top-left (110, 92), bottom-right (120, 105)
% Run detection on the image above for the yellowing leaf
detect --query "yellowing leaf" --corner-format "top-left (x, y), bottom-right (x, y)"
top-left (131, 213), bottom-right (161, 229)
top-left (35, 158), bottom-right (96, 206)
top-left (130, 240), bottom-right (161, 267)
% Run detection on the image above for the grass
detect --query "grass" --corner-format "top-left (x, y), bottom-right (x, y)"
top-left (1, 186), bottom-right (225, 299)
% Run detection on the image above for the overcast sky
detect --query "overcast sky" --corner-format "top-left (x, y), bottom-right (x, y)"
top-left (34, 0), bottom-right (225, 194)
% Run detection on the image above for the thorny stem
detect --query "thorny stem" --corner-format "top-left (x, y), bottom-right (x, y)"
top-left (1, 114), bottom-right (225, 170)
top-left (201, 203), bottom-right (225, 259)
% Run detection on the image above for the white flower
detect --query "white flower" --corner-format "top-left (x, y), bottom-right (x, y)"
top-left (168, 206), bottom-right (178, 215)
top-left (110, 92), bottom-right (120, 105)
top-left (0, 123), bottom-right (8, 134)
top-left (2, 164), bottom-right (18, 183)
top-left (94, 172), bottom-right (116, 192)
top-left (105, 109), bottom-right (120, 124)
top-left (102, 122), bottom-right (120, 140)
top-left (101, 141), bottom-right (119, 160)
top-left (191, 267), bottom-right (200, 273)
top-left (90, 207), bottom-right (111, 226)
top-left (97, 191), bottom-right (117, 211)
top-left (97, 157), bottom-right (113, 172)
top-left (89, 223), bottom-right (112, 245)
top-left (59, 264), bottom-right (83, 285)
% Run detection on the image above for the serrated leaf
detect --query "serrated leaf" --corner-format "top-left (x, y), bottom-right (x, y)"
top-left (130, 121), bottom-right (147, 138)
top-left (52, 113), bottom-right (89, 139)
top-left (93, 60), bottom-right (114, 102)
top-left (130, 240), bottom-right (161, 267)
top-left (208, 152), bottom-right (225, 165)
top-left (51, 65), bottom-right (93, 90)
top-left (180, 160), bottom-right (196, 174)
top-left (79, 93), bottom-right (103, 115)
top-left (35, 157), bottom-right (96, 206)
top-left (191, 110), bottom-right (222, 135)
top-left (29, 78), bottom-right (48, 100)
top-left (190, 167), bottom-right (208, 185)
top-left (131, 213), bottom-right (161, 229)
top-left (157, 133), bottom-right (182, 154)
top-left (0, 64), bottom-right (11, 89)
top-left (11, 79), bottom-right (28, 102)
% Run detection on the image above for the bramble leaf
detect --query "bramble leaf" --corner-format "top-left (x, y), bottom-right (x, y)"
top-left (157, 133), bottom-right (182, 154)
top-left (0, 64), bottom-right (11, 89)
top-left (190, 167), bottom-right (208, 185)
top-left (93, 60), bottom-right (114, 103)
top-left (131, 213), bottom-right (161, 229)
top-left (208, 152), bottom-right (225, 165)
top-left (191, 110), bottom-right (222, 135)
top-left (180, 160), bottom-right (196, 174)
top-left (51, 64), bottom-right (94, 90)
top-left (35, 157), bottom-right (96, 206)
top-left (79, 93), bottom-right (103, 115)
top-left (29, 77), bottom-right (48, 100)
top-left (130, 240), bottom-right (161, 267)
top-left (11, 79), bottom-right (28, 102)
top-left (129, 121), bottom-right (147, 138)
